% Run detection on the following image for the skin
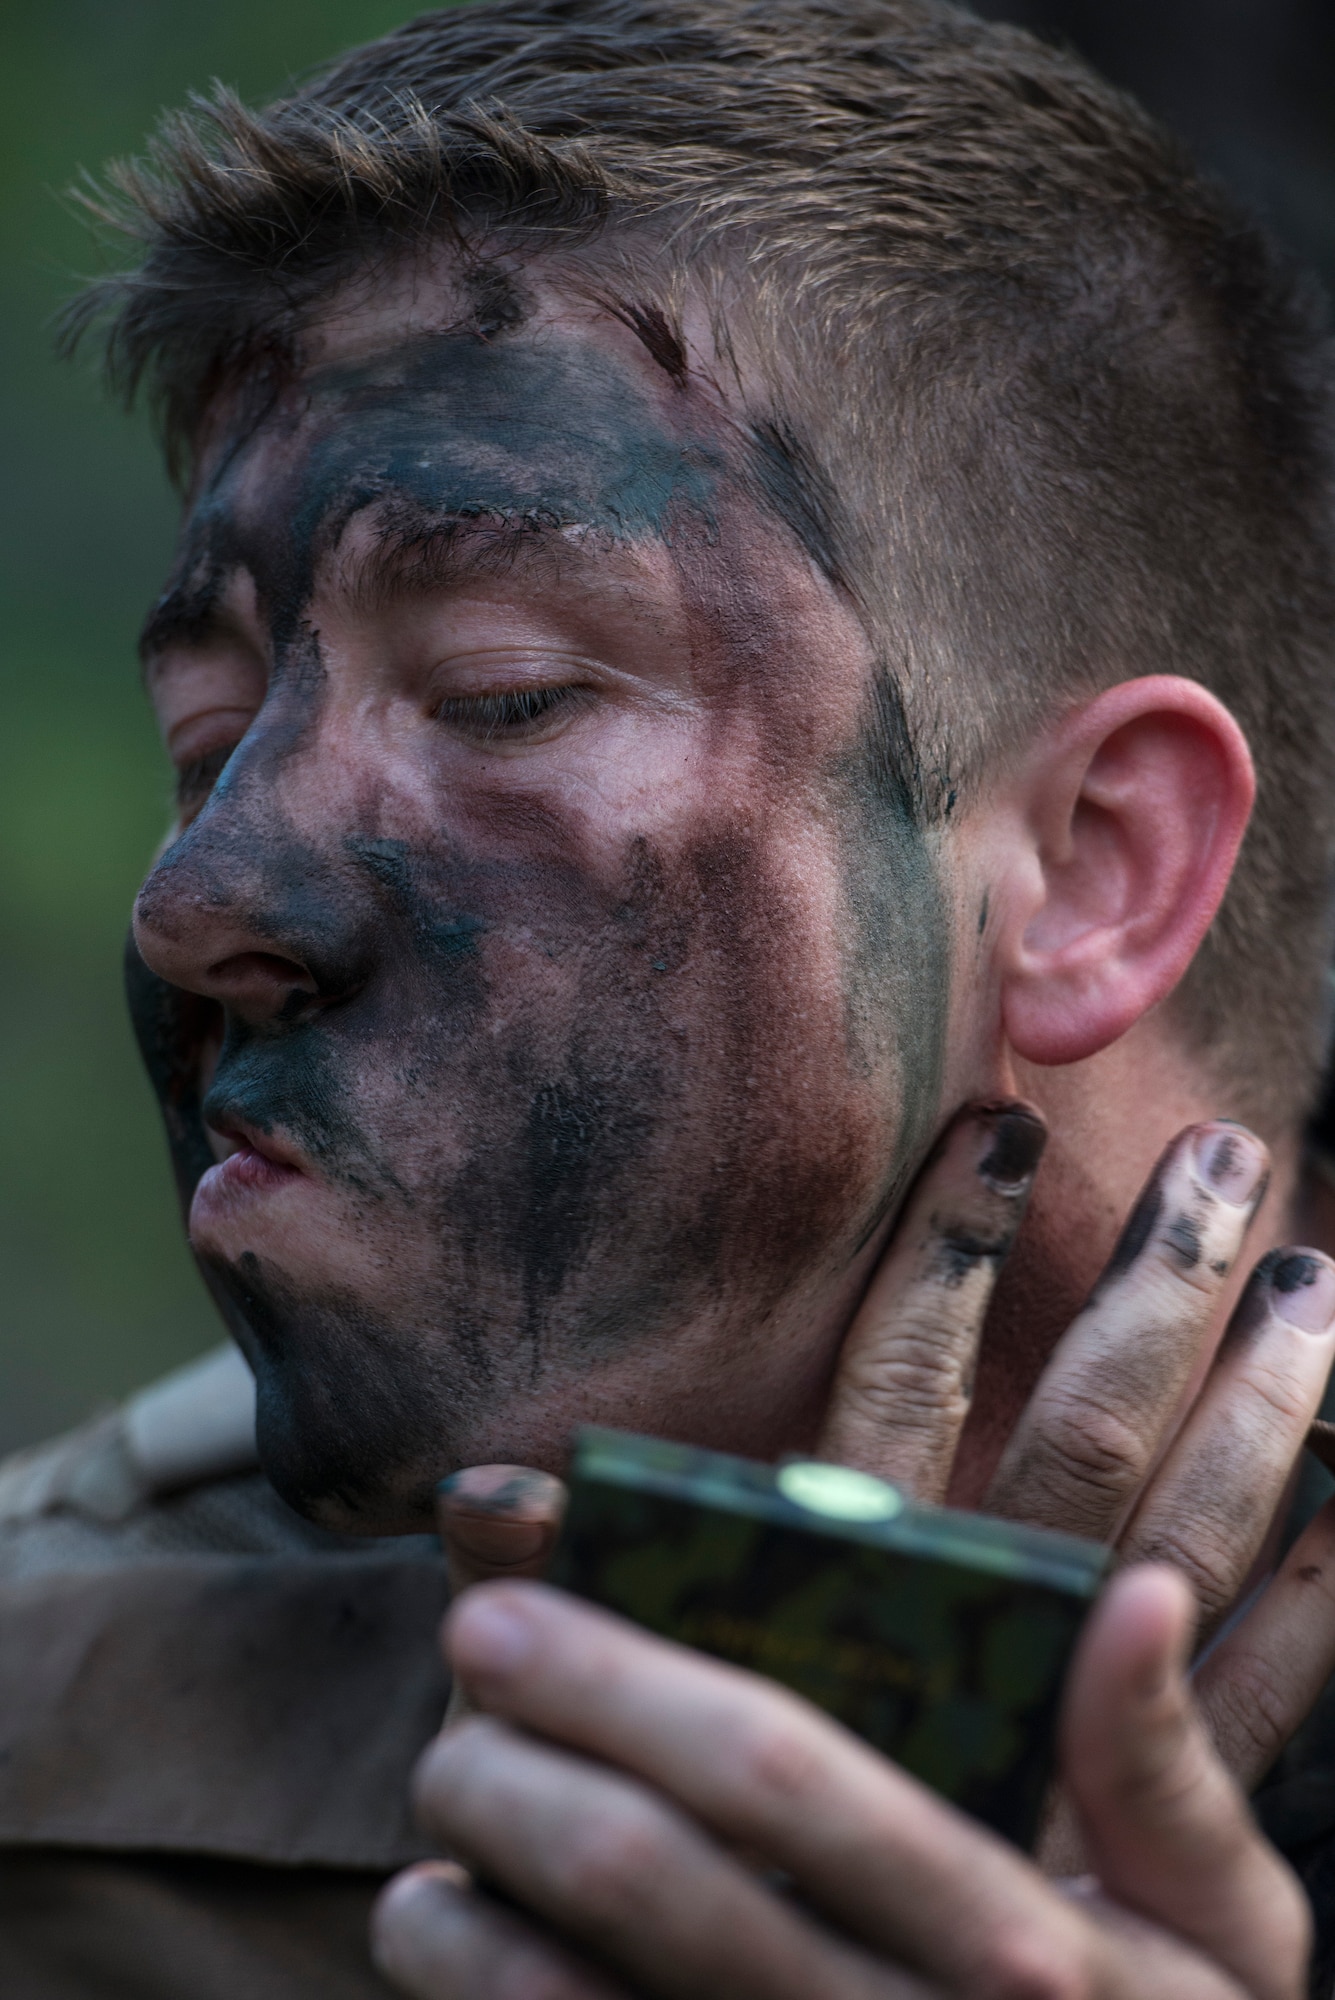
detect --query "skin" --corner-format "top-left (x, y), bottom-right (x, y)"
top-left (388, 1112), bottom-right (1335, 1996)
top-left (376, 1569), bottom-right (1312, 2000)
top-left (128, 249), bottom-right (1335, 1994)
top-left (434, 1107), bottom-right (1335, 1760)
top-left (132, 262), bottom-right (947, 1533)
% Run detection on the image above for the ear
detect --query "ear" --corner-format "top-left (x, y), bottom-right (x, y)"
top-left (997, 676), bottom-right (1255, 1068)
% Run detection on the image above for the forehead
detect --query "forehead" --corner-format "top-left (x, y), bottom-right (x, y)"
top-left (155, 275), bottom-right (842, 653)
top-left (227, 328), bottom-right (721, 544)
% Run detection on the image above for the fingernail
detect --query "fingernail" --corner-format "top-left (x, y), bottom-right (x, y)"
top-left (436, 1468), bottom-right (558, 1519)
top-left (1191, 1124), bottom-right (1268, 1206)
top-left (447, 1519), bottom-right (549, 1565)
top-left (1270, 1251), bottom-right (1335, 1334)
top-left (454, 1593), bottom-right (536, 1674)
top-left (977, 1103), bottom-right (1047, 1192)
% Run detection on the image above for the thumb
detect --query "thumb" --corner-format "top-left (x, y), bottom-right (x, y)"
top-left (435, 1466), bottom-right (568, 1593)
top-left (1062, 1564), bottom-right (1308, 2000)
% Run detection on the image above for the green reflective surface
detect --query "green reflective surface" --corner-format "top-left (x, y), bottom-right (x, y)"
top-left (776, 1461), bottom-right (905, 1523)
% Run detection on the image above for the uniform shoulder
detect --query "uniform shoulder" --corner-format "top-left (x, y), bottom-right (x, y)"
top-left (0, 1345), bottom-right (365, 1575)
top-left (0, 1345), bottom-right (448, 1872)
top-left (0, 1344), bottom-right (258, 1525)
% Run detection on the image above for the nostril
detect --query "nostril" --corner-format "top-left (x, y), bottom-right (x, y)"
top-left (208, 951), bottom-right (319, 1013)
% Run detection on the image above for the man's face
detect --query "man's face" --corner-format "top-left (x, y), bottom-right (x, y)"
top-left (131, 269), bottom-right (950, 1531)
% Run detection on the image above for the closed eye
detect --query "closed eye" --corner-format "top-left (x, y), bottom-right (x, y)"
top-left (433, 683), bottom-right (591, 744)
top-left (175, 743), bottom-right (239, 822)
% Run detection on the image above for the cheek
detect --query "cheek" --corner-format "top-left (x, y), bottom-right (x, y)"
top-left (382, 780), bottom-right (894, 1186)
top-left (593, 822), bottom-right (900, 1259)
top-left (347, 811), bottom-right (891, 1282)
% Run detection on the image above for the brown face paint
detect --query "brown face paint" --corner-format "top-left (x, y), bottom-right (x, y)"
top-left (132, 317), bottom-right (950, 1532)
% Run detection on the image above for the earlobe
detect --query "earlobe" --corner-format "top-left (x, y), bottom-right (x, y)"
top-left (999, 676), bottom-right (1255, 1069)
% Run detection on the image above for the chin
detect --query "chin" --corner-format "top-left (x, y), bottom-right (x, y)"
top-left (253, 1359), bottom-right (452, 1537)
top-left (199, 1246), bottom-right (490, 1537)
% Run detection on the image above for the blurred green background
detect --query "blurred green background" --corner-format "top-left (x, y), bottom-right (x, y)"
top-left (3, 0), bottom-right (1331, 1454)
top-left (0, 1), bottom-right (413, 1452)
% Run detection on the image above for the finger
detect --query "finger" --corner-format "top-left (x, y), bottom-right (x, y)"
top-left (436, 1466), bottom-right (568, 1593)
top-left (1117, 1250), bottom-right (1335, 1632)
top-left (436, 1467), bottom-right (568, 1726)
top-left (372, 1860), bottom-right (632, 2000)
top-left (1063, 1564), bottom-right (1310, 2000)
top-left (818, 1100), bottom-right (1046, 1500)
top-left (1057, 1885), bottom-right (1254, 2000)
top-left (986, 1122), bottom-right (1271, 1539)
top-left (1194, 1488), bottom-right (1335, 1790)
top-left (414, 1715), bottom-right (930, 2000)
top-left (1306, 1418), bottom-right (1335, 1474)
top-left (442, 1582), bottom-right (1105, 1994)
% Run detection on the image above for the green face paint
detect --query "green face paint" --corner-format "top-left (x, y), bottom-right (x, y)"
top-left (132, 314), bottom-right (951, 1533)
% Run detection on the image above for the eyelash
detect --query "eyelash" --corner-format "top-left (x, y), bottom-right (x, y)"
top-left (433, 684), bottom-right (587, 742)
top-left (175, 744), bottom-right (237, 818)
top-left (171, 684), bottom-right (583, 818)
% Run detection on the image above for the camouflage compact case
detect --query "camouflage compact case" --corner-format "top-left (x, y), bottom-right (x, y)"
top-left (548, 1428), bottom-right (1111, 1849)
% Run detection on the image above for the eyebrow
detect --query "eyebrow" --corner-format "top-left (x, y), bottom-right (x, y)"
top-left (138, 571), bottom-right (236, 669)
top-left (335, 501), bottom-right (611, 616)
top-left (140, 496), bottom-right (637, 666)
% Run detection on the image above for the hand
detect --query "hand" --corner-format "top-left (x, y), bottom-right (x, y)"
top-left (818, 1106), bottom-right (1335, 1827)
top-left (372, 1567), bottom-right (1310, 1998)
top-left (435, 1104), bottom-right (1335, 1795)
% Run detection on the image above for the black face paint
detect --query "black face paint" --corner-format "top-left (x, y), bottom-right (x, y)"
top-left (157, 332), bottom-right (726, 655)
top-left (1222, 1244), bottom-right (1325, 1353)
top-left (134, 321), bottom-right (952, 1531)
top-left (1102, 1169), bottom-right (1166, 1284)
top-left (1162, 1207), bottom-right (1204, 1271)
top-left (138, 808), bottom-right (911, 1523)
top-left (838, 668), bottom-right (948, 1250)
top-left (977, 1106), bottom-right (1047, 1193)
top-left (1272, 1250), bottom-right (1323, 1296)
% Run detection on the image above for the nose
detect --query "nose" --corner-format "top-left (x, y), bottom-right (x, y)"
top-left (135, 856), bottom-right (319, 1025)
top-left (133, 816), bottom-right (361, 1027)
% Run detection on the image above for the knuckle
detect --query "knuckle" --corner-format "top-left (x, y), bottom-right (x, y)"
top-left (834, 1349), bottom-right (970, 1433)
top-left (501, 1954), bottom-right (608, 2000)
top-left (847, 1297), bottom-right (980, 1396)
top-left (728, 1702), bottom-right (828, 1810)
top-left (974, 1929), bottom-right (1094, 2000)
top-left (1149, 1188), bottom-right (1248, 1298)
top-left (1202, 1649), bottom-right (1292, 1772)
top-left (1153, 1239), bottom-right (1232, 1301)
top-left (1018, 1390), bottom-right (1148, 1519)
top-left (928, 1220), bottom-right (1017, 1289)
top-left (1146, 1254), bottom-right (1218, 1305)
top-left (1236, 1359), bottom-right (1315, 1435)
top-left (1123, 1525), bottom-right (1237, 1621)
top-left (411, 1716), bottom-right (494, 1826)
top-left (554, 1802), bottom-right (668, 1922)
top-left (422, 1709), bottom-right (506, 1777)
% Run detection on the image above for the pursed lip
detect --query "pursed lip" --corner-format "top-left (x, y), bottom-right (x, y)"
top-left (190, 1114), bottom-right (308, 1226)
top-left (207, 1113), bottom-right (307, 1175)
